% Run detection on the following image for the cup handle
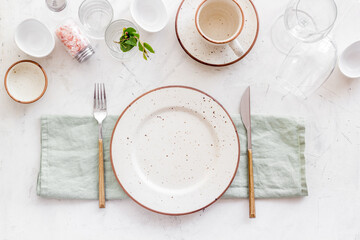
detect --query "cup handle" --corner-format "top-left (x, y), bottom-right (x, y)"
top-left (229, 39), bottom-right (244, 57)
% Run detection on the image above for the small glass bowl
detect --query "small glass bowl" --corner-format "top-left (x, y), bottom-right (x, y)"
top-left (105, 19), bottom-right (138, 61)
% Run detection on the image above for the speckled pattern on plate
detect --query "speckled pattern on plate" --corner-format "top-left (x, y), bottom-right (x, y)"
top-left (110, 86), bottom-right (240, 215)
top-left (175, 0), bottom-right (259, 66)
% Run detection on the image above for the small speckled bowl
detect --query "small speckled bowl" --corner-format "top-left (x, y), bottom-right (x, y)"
top-left (4, 60), bottom-right (48, 104)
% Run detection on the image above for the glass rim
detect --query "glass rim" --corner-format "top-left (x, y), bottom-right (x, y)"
top-left (78, 0), bottom-right (114, 25)
top-left (285, 0), bottom-right (338, 37)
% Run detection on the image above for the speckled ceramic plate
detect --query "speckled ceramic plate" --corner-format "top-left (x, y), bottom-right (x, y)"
top-left (110, 86), bottom-right (240, 215)
top-left (175, 0), bottom-right (259, 66)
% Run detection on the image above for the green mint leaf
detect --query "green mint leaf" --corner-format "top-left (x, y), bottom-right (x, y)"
top-left (120, 42), bottom-right (135, 52)
top-left (138, 41), bottom-right (144, 51)
top-left (143, 52), bottom-right (147, 60)
top-left (120, 44), bottom-right (127, 52)
top-left (125, 37), bottom-right (137, 46)
top-left (143, 43), bottom-right (155, 53)
top-left (125, 27), bottom-right (136, 34)
top-left (134, 33), bottom-right (140, 38)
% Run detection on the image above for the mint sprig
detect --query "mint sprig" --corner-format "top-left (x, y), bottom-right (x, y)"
top-left (114, 27), bottom-right (155, 60)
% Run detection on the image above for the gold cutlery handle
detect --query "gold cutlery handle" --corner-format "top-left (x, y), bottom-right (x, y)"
top-left (248, 149), bottom-right (255, 218)
top-left (99, 139), bottom-right (105, 208)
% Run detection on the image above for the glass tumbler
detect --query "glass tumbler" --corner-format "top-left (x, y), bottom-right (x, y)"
top-left (78, 0), bottom-right (113, 39)
top-left (105, 19), bottom-right (138, 61)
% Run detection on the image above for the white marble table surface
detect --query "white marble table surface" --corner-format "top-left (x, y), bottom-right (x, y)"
top-left (1, 0), bottom-right (360, 239)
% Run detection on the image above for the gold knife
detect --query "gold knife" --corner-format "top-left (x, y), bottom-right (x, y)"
top-left (240, 86), bottom-right (255, 218)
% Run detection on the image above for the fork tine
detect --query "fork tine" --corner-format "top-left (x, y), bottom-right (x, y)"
top-left (97, 83), bottom-right (100, 109)
top-left (101, 83), bottom-right (105, 109)
top-left (95, 83), bottom-right (98, 109)
top-left (103, 84), bottom-right (107, 108)
top-left (93, 83), bottom-right (96, 109)
top-left (100, 83), bottom-right (103, 109)
top-left (98, 83), bottom-right (102, 109)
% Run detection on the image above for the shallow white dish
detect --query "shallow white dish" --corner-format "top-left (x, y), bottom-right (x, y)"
top-left (15, 19), bottom-right (55, 58)
top-left (339, 41), bottom-right (360, 78)
top-left (111, 86), bottom-right (240, 215)
top-left (4, 60), bottom-right (47, 104)
top-left (130, 0), bottom-right (168, 32)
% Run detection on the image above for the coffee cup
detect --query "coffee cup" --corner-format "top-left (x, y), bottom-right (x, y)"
top-left (195, 0), bottom-right (245, 57)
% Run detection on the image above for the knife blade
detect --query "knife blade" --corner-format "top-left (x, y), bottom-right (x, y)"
top-left (240, 86), bottom-right (252, 149)
top-left (240, 86), bottom-right (256, 218)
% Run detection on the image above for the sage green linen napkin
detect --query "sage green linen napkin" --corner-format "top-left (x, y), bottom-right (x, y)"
top-left (37, 114), bottom-right (307, 199)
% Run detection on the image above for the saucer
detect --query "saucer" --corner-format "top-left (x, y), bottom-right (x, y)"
top-left (175, 0), bottom-right (259, 67)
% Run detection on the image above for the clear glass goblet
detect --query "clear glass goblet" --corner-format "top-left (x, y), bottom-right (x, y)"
top-left (272, 0), bottom-right (337, 54)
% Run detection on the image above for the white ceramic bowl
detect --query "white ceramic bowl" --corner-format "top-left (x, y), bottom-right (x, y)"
top-left (4, 60), bottom-right (48, 104)
top-left (15, 19), bottom-right (55, 58)
top-left (130, 0), bottom-right (168, 32)
top-left (339, 41), bottom-right (360, 78)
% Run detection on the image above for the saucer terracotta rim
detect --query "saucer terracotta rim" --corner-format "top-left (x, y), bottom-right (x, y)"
top-left (195, 0), bottom-right (245, 45)
top-left (175, 0), bottom-right (259, 67)
top-left (4, 60), bottom-right (48, 104)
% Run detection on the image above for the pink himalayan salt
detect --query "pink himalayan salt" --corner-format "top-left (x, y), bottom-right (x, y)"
top-left (56, 23), bottom-right (90, 57)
